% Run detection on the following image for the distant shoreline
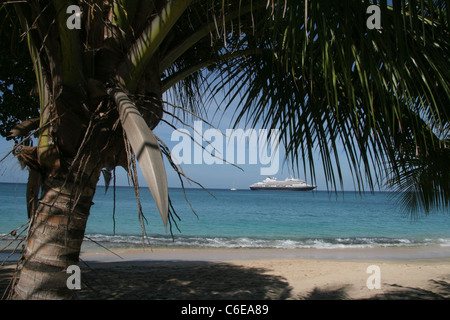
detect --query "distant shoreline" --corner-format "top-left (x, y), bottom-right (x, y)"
top-left (0, 181), bottom-right (393, 193)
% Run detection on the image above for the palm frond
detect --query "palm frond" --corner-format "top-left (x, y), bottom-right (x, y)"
top-left (167, 0), bottom-right (450, 203)
top-left (4, 0), bottom-right (449, 220)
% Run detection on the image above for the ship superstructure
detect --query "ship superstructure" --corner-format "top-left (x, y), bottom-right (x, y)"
top-left (250, 177), bottom-right (316, 191)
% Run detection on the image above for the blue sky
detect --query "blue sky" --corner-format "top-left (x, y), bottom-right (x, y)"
top-left (0, 96), bottom-right (372, 192)
top-left (0, 2), bottom-right (392, 192)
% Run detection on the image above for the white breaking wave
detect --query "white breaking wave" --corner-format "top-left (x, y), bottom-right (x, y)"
top-left (81, 234), bottom-right (450, 250)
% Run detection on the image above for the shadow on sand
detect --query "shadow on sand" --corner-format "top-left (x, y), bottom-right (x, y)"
top-left (368, 280), bottom-right (450, 300)
top-left (76, 260), bottom-right (292, 300)
top-left (1, 260), bottom-right (449, 300)
top-left (298, 281), bottom-right (450, 300)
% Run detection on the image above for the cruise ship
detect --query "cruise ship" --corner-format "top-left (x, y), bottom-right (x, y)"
top-left (249, 177), bottom-right (316, 191)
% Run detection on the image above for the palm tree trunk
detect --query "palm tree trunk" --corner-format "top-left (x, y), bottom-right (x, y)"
top-left (12, 172), bottom-right (99, 300)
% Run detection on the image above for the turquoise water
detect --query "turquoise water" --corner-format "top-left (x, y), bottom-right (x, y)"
top-left (1, 183), bottom-right (449, 251)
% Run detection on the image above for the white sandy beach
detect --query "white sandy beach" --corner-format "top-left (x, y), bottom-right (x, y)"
top-left (72, 247), bottom-right (450, 300)
top-left (1, 247), bottom-right (449, 300)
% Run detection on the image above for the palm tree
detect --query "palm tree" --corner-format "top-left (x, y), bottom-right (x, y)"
top-left (1, 0), bottom-right (448, 299)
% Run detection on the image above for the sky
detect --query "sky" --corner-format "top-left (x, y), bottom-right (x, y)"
top-left (0, 95), bottom-right (375, 192)
top-left (0, 2), bottom-right (392, 192)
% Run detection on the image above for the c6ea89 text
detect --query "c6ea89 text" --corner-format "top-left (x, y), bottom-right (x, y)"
top-left (181, 304), bottom-right (269, 317)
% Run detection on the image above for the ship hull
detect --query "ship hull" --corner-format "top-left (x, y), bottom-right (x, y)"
top-left (250, 186), bottom-right (316, 191)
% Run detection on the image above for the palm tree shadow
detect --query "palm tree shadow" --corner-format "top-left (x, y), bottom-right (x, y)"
top-left (0, 262), bottom-right (18, 299)
top-left (300, 285), bottom-right (352, 300)
top-left (369, 280), bottom-right (450, 300)
top-left (76, 260), bottom-right (293, 300)
top-left (298, 280), bottom-right (450, 300)
top-left (3, 260), bottom-right (449, 300)
top-left (298, 279), bottom-right (450, 300)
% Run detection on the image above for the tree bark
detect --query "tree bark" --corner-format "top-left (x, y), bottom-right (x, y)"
top-left (12, 173), bottom-right (99, 300)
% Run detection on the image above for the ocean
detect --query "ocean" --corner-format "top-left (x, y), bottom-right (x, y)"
top-left (1, 182), bottom-right (449, 258)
